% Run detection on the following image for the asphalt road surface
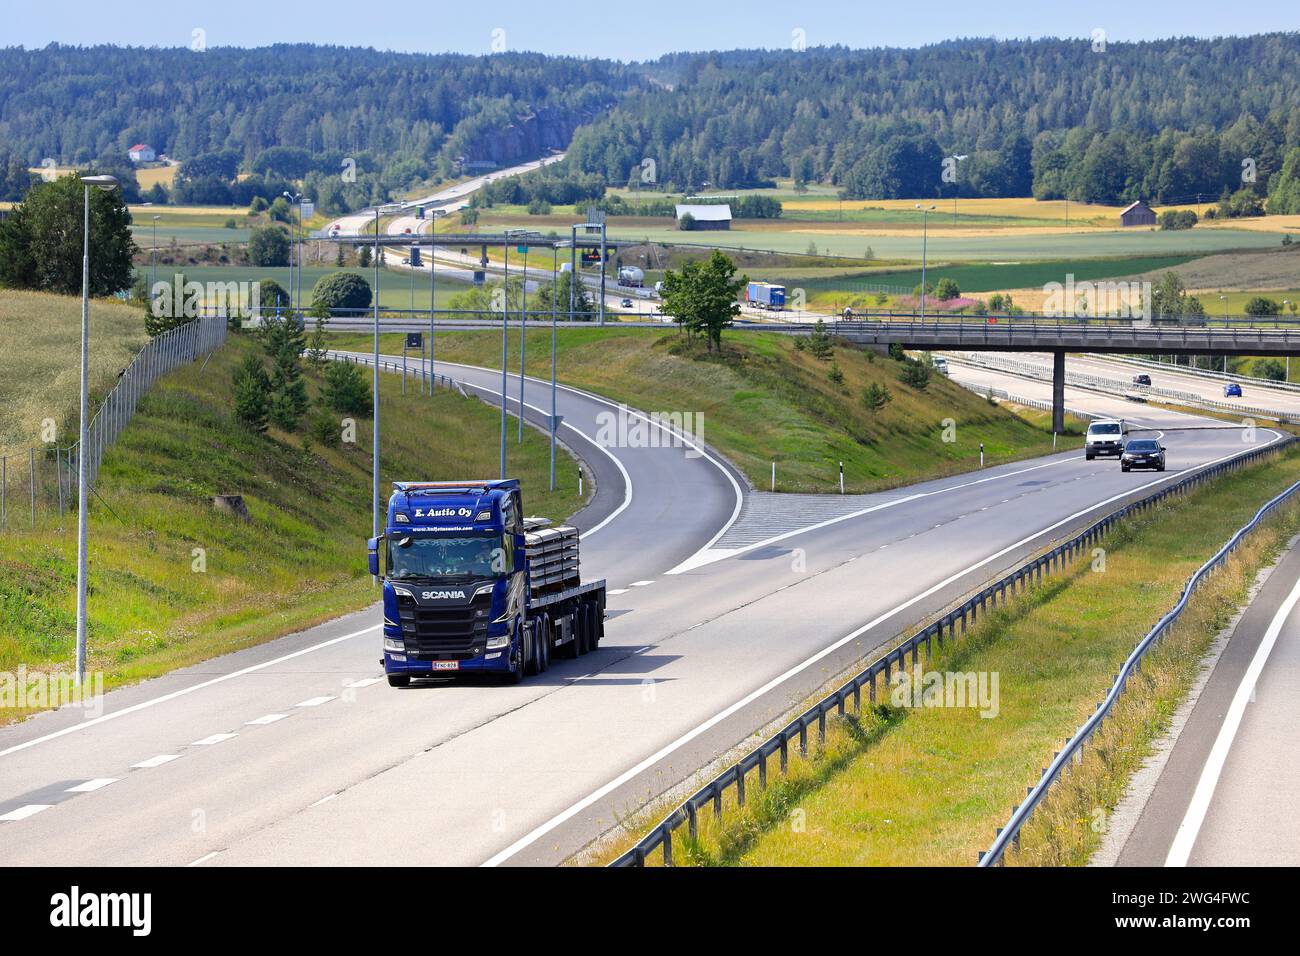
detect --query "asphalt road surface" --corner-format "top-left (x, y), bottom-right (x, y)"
top-left (1114, 537), bottom-right (1300, 866)
top-left (0, 356), bottom-right (1281, 866)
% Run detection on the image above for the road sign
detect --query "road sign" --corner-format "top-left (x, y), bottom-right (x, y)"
top-left (405, 333), bottom-right (424, 349)
top-left (517, 244), bottom-right (528, 254)
top-left (300, 200), bottom-right (314, 219)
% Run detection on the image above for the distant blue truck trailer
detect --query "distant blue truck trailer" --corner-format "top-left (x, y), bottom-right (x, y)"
top-left (368, 480), bottom-right (606, 686)
top-left (747, 281), bottom-right (786, 310)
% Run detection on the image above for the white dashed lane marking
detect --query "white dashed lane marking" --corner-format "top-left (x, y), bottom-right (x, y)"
top-left (607, 589), bottom-right (629, 595)
top-left (343, 678), bottom-right (383, 689)
top-left (132, 754), bottom-right (181, 769)
top-left (246, 713), bottom-right (289, 725)
top-left (192, 733), bottom-right (238, 746)
top-left (629, 580), bottom-right (654, 587)
top-left (65, 778), bottom-right (117, 793)
top-left (0, 804), bottom-right (51, 821)
top-left (295, 696), bottom-right (336, 708)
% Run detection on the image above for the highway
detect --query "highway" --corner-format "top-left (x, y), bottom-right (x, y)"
top-left (0, 357), bottom-right (1282, 866)
top-left (951, 350), bottom-right (1300, 420)
top-left (1109, 537), bottom-right (1300, 866)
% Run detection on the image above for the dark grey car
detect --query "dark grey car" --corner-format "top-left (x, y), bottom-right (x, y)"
top-left (1121, 438), bottom-right (1166, 472)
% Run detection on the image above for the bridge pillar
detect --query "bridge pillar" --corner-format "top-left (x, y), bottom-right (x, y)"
top-left (1052, 349), bottom-right (1065, 435)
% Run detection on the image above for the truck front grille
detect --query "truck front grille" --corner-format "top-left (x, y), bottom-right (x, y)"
top-left (398, 594), bottom-right (490, 659)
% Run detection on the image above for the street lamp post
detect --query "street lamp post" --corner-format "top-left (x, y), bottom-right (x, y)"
top-left (551, 243), bottom-right (558, 491)
top-left (75, 174), bottom-right (118, 686)
top-left (284, 191), bottom-right (302, 311)
top-left (519, 242), bottom-right (528, 444)
top-left (372, 208), bottom-right (381, 560)
top-left (915, 204), bottom-right (936, 321)
top-left (501, 241), bottom-right (510, 479)
top-left (151, 214), bottom-right (160, 290)
top-left (436, 210), bottom-right (441, 400)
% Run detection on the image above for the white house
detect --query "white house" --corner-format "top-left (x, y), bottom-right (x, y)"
top-left (128, 143), bottom-right (156, 164)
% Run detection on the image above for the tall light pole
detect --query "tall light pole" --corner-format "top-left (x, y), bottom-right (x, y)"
top-left (501, 240), bottom-right (510, 479)
top-left (551, 242), bottom-right (559, 491)
top-left (915, 203), bottom-right (936, 321)
top-left (519, 241), bottom-right (528, 444)
top-left (151, 214), bottom-right (160, 289)
top-left (283, 192), bottom-right (302, 310)
top-left (75, 173), bottom-right (118, 686)
top-left (372, 208), bottom-right (381, 555)
top-left (429, 209), bottom-right (437, 398)
top-left (1285, 301), bottom-right (1293, 381)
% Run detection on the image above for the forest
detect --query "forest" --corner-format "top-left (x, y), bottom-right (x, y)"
top-left (3, 36), bottom-right (1300, 210)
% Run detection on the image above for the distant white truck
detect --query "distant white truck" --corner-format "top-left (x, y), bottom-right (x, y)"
top-left (618, 266), bottom-right (644, 287)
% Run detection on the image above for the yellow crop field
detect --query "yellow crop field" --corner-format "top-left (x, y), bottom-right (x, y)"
top-left (134, 164), bottom-right (179, 190)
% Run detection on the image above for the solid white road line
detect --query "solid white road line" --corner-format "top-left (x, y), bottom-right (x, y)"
top-left (426, 357), bottom-right (745, 546)
top-left (481, 432), bottom-right (1284, 867)
top-left (1, 804), bottom-right (52, 821)
top-left (295, 696), bottom-right (337, 708)
top-left (1164, 565), bottom-right (1300, 867)
top-left (0, 624), bottom-right (378, 759)
top-left (66, 778), bottom-right (118, 793)
top-left (132, 754), bottom-right (181, 769)
top-left (246, 713), bottom-right (289, 726)
top-left (192, 733), bottom-right (238, 746)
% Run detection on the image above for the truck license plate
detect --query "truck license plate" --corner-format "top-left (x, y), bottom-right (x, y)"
top-left (432, 661), bottom-right (459, 671)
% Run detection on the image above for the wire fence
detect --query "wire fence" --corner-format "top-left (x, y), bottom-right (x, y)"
top-left (608, 433), bottom-right (1292, 867)
top-left (0, 316), bottom-right (226, 533)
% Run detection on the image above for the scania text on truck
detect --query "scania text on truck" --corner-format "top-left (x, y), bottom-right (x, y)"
top-left (368, 480), bottom-right (606, 686)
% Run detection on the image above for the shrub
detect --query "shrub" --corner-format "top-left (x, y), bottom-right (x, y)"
top-left (898, 359), bottom-right (931, 390)
top-left (827, 362), bottom-right (844, 386)
top-left (324, 360), bottom-right (373, 414)
top-left (862, 382), bottom-right (892, 412)
top-left (1245, 296), bottom-right (1281, 317)
top-left (232, 355), bottom-right (271, 432)
top-left (311, 271), bottom-right (373, 314)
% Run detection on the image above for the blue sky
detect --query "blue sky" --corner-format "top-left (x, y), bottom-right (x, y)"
top-left (2, 0), bottom-right (1294, 60)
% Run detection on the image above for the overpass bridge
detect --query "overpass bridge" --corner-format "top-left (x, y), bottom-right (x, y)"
top-left (807, 316), bottom-right (1300, 432)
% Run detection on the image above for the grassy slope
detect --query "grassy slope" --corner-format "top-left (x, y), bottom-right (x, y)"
top-left (331, 328), bottom-right (1083, 494)
top-left (0, 290), bottom-right (149, 458)
top-left (678, 448), bottom-right (1300, 866)
top-left (0, 333), bottom-right (582, 721)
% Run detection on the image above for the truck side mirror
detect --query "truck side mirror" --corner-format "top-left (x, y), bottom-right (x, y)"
top-left (368, 536), bottom-right (380, 577)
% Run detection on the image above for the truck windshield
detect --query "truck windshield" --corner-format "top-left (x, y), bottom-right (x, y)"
top-left (387, 533), bottom-right (505, 580)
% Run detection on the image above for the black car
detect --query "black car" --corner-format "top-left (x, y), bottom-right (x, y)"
top-left (1132, 373), bottom-right (1152, 387)
top-left (1121, 438), bottom-right (1166, 472)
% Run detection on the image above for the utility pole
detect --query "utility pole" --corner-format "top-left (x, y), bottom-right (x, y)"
top-left (519, 242), bottom-right (527, 443)
top-left (916, 204), bottom-right (936, 320)
top-left (501, 241), bottom-right (509, 479)
top-left (551, 243), bottom-right (558, 491)
top-left (429, 210), bottom-right (436, 397)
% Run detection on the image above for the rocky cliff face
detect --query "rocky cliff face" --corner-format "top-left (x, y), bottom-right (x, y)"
top-left (459, 106), bottom-right (601, 167)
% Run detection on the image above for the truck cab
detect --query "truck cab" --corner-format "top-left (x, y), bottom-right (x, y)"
top-left (368, 479), bottom-right (605, 687)
top-left (370, 480), bottom-right (527, 686)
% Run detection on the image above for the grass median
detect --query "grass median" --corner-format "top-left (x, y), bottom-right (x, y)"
top-left (329, 327), bottom-right (1085, 494)
top-left (586, 444), bottom-right (1300, 866)
top-left (0, 332), bottom-right (583, 723)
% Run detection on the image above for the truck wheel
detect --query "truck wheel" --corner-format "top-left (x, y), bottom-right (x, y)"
top-left (525, 622), bottom-right (541, 676)
top-left (387, 674), bottom-right (410, 688)
top-left (502, 642), bottom-right (525, 685)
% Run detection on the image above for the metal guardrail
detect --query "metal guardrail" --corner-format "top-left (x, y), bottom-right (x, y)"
top-left (2, 316), bottom-right (226, 532)
top-left (1100, 354), bottom-right (1300, 395)
top-left (608, 433), bottom-right (1292, 867)
top-left (328, 351), bottom-right (466, 398)
top-left (950, 352), bottom-right (1295, 422)
top-left (979, 450), bottom-right (1300, 866)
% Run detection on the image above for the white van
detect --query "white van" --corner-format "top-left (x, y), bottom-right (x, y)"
top-left (1085, 419), bottom-right (1127, 460)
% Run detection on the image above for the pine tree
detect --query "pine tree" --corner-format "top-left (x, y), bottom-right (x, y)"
top-left (233, 354), bottom-right (271, 432)
top-left (262, 316), bottom-right (309, 431)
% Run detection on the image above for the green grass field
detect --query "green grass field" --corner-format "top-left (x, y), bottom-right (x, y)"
top-left (0, 290), bottom-right (149, 458)
top-left (328, 327), bottom-right (1086, 494)
top-left (595, 447), bottom-right (1300, 866)
top-left (0, 331), bottom-right (583, 722)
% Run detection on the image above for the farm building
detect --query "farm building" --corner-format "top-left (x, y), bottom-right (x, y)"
top-left (1119, 199), bottom-right (1157, 227)
top-left (127, 143), bottom-right (156, 164)
top-left (676, 203), bottom-right (732, 230)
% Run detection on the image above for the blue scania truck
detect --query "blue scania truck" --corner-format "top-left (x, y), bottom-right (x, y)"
top-left (368, 480), bottom-right (606, 686)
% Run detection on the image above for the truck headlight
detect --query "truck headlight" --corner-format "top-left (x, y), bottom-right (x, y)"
top-left (384, 638), bottom-right (404, 652)
top-left (486, 634), bottom-right (510, 650)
